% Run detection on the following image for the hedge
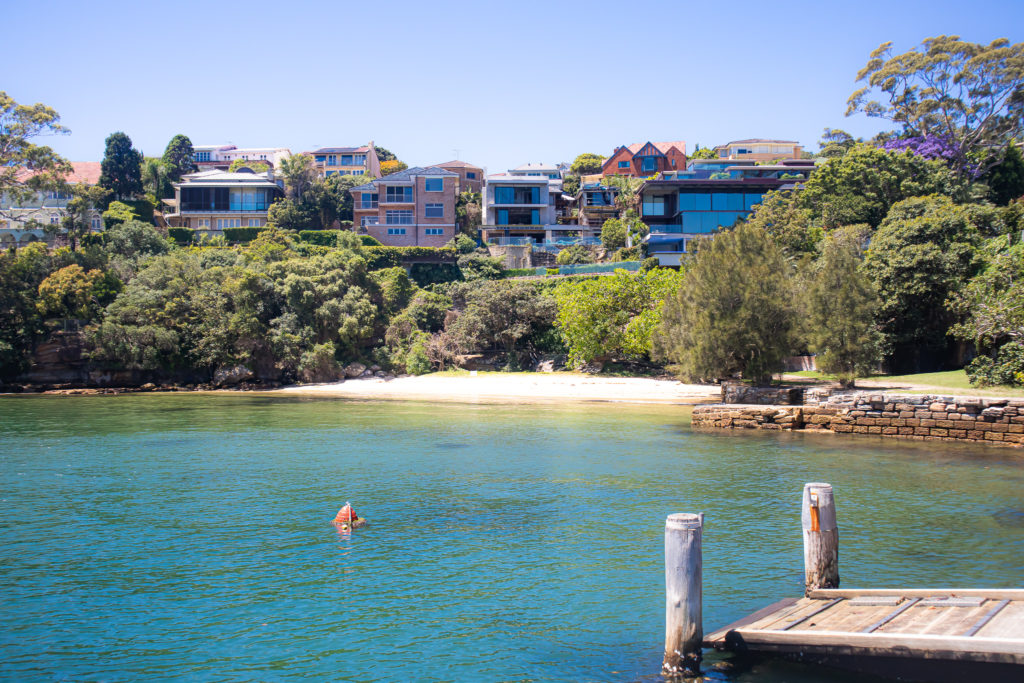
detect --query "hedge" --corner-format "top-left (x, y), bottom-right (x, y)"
top-left (222, 227), bottom-right (266, 243)
top-left (168, 228), bottom-right (196, 245)
top-left (503, 268), bottom-right (537, 278)
top-left (363, 246), bottom-right (457, 270)
top-left (294, 230), bottom-right (380, 247)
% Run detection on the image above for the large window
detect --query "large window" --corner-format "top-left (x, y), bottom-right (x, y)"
top-left (247, 218), bottom-right (261, 227)
top-left (425, 203), bottom-right (444, 218)
top-left (385, 186), bottom-right (413, 203)
top-left (386, 210), bottom-right (413, 224)
top-left (354, 154), bottom-right (366, 165)
top-left (194, 151), bottom-right (211, 162)
top-left (496, 208), bottom-right (540, 225)
top-left (229, 189), bottom-right (270, 211)
top-left (361, 193), bottom-right (378, 209)
top-left (641, 157), bottom-right (657, 172)
top-left (466, 172), bottom-right (476, 179)
top-left (424, 178), bottom-right (443, 192)
top-left (361, 216), bottom-right (379, 227)
top-left (493, 186), bottom-right (540, 204)
top-left (341, 155), bottom-right (353, 165)
top-left (327, 155), bottom-right (337, 165)
top-left (642, 195), bottom-right (665, 216)
top-left (678, 192), bottom-right (763, 212)
top-left (618, 160), bottom-right (630, 169)
top-left (217, 218), bottom-right (242, 229)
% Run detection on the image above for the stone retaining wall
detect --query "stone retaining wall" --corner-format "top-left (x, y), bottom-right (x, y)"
top-left (692, 393), bottom-right (1024, 447)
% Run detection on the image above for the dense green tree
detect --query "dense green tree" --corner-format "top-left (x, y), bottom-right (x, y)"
top-left (141, 157), bottom-right (170, 200)
top-left (445, 234), bottom-right (477, 254)
top-left (374, 146), bottom-right (397, 162)
top-left (37, 264), bottom-right (119, 321)
top-left (847, 36), bottom-right (1024, 178)
top-left (0, 243), bottom-right (52, 378)
top-left (99, 132), bottom-right (143, 200)
top-left (864, 195), bottom-right (987, 371)
top-left (983, 143), bottom-right (1024, 206)
top-left (569, 153), bottom-right (606, 175)
top-left (805, 227), bottom-right (883, 385)
top-left (601, 218), bottom-right (627, 251)
top-left (796, 144), bottom-right (957, 229)
top-left (161, 134), bottom-right (197, 184)
top-left (556, 269), bottom-right (682, 368)
top-left (456, 252), bottom-right (504, 280)
top-left (949, 236), bottom-right (1024, 355)
top-left (743, 190), bottom-right (819, 258)
top-left (277, 153), bottom-right (317, 200)
top-left (446, 281), bottom-right (556, 355)
top-left (562, 174), bottom-right (580, 196)
top-left (689, 145), bottom-right (717, 160)
top-left (0, 91), bottom-right (71, 217)
top-left (328, 174), bottom-right (374, 223)
top-left (817, 128), bottom-right (860, 158)
top-left (657, 223), bottom-right (799, 384)
top-left (267, 197), bottom-right (318, 230)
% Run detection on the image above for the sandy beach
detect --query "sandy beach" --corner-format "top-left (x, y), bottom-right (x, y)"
top-left (274, 372), bottom-right (720, 404)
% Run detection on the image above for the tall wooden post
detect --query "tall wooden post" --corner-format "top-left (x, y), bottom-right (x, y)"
top-left (802, 482), bottom-right (839, 594)
top-left (663, 512), bottom-right (702, 677)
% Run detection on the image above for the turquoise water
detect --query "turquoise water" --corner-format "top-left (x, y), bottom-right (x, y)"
top-left (1, 394), bottom-right (1023, 682)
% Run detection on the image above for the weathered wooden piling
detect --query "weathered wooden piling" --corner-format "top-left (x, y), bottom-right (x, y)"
top-left (801, 482), bottom-right (839, 594)
top-left (663, 512), bottom-right (703, 677)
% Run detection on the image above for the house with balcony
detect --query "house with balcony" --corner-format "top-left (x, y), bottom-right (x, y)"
top-left (0, 162), bottom-right (103, 247)
top-left (191, 145), bottom-right (291, 171)
top-left (600, 141), bottom-right (687, 178)
top-left (432, 160), bottom-right (484, 193)
top-left (713, 139), bottom-right (803, 162)
top-left (165, 169), bottom-right (284, 233)
top-left (482, 173), bottom-right (587, 244)
top-left (348, 166), bottom-right (459, 247)
top-left (641, 159), bottom-right (815, 266)
top-left (575, 183), bottom-right (620, 231)
top-left (307, 143), bottom-right (381, 179)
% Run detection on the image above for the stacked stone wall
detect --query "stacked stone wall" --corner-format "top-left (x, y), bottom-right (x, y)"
top-left (692, 393), bottom-right (1024, 447)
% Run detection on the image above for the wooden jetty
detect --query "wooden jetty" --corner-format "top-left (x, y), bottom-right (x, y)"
top-left (663, 483), bottom-right (1024, 681)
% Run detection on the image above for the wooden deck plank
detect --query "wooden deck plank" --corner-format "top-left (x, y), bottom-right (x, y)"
top-left (808, 588), bottom-right (1024, 600)
top-left (802, 602), bottom-right (897, 633)
top-left (976, 602), bottom-right (1024, 639)
top-left (964, 600), bottom-right (1011, 637)
top-left (702, 597), bottom-right (799, 646)
top-left (877, 602), bottom-right (991, 636)
top-left (750, 598), bottom-right (820, 631)
top-left (730, 628), bottom-right (1024, 664)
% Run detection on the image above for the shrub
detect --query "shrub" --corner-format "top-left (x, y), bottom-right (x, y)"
top-left (364, 246), bottom-right (457, 270)
top-left (102, 201), bottom-right (138, 229)
top-left (297, 230), bottom-right (341, 246)
top-left (122, 199), bottom-right (155, 225)
top-left (457, 253), bottom-right (505, 280)
top-left (641, 257), bottom-right (660, 272)
top-left (298, 342), bottom-right (342, 382)
top-left (504, 268), bottom-right (536, 278)
top-left (614, 246), bottom-right (641, 261)
top-left (966, 341), bottom-right (1024, 387)
top-left (556, 244), bottom-right (595, 265)
top-left (546, 267), bottom-right (559, 275)
top-left (445, 234), bottom-right (478, 254)
top-left (360, 235), bottom-right (382, 246)
top-left (221, 227), bottom-right (266, 244)
top-left (406, 333), bottom-right (433, 375)
top-left (168, 228), bottom-right (196, 245)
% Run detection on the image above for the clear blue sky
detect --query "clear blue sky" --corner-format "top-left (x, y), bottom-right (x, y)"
top-left (5, 0), bottom-right (1022, 172)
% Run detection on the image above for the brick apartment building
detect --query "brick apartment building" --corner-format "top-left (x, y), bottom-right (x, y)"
top-left (431, 160), bottom-right (484, 193)
top-left (349, 166), bottom-right (459, 247)
top-left (307, 143), bottom-right (381, 178)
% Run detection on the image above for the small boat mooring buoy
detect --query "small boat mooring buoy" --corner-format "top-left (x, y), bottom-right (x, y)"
top-left (333, 501), bottom-right (367, 530)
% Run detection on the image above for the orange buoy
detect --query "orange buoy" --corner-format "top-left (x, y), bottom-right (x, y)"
top-left (334, 503), bottom-right (358, 524)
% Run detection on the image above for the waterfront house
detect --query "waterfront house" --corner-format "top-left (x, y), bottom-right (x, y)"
top-left (600, 141), bottom-right (687, 178)
top-left (641, 158), bottom-right (815, 266)
top-left (712, 138), bottom-right (803, 161)
top-left (0, 162), bottom-right (103, 247)
top-left (482, 172), bottom-right (588, 243)
top-left (348, 166), bottom-right (459, 247)
top-left (307, 143), bottom-right (381, 179)
top-left (432, 160), bottom-right (484, 193)
top-left (192, 145), bottom-right (292, 171)
top-left (165, 169), bottom-right (284, 233)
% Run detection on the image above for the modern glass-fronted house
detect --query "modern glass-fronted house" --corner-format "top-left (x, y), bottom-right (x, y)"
top-left (640, 159), bottom-right (815, 266)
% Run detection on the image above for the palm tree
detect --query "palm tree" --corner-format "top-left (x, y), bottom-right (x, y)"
top-left (278, 153), bottom-right (317, 200)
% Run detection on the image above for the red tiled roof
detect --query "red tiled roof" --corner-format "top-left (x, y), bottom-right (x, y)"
top-left (15, 161), bottom-right (102, 185)
top-left (624, 140), bottom-right (686, 155)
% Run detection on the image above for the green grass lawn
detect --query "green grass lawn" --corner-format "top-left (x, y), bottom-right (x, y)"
top-left (785, 369), bottom-right (1024, 397)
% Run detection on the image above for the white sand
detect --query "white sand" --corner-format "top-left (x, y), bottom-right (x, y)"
top-left (273, 373), bottom-right (720, 405)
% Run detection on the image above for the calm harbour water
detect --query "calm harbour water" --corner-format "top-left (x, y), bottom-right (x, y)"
top-left (1, 394), bottom-right (1023, 682)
